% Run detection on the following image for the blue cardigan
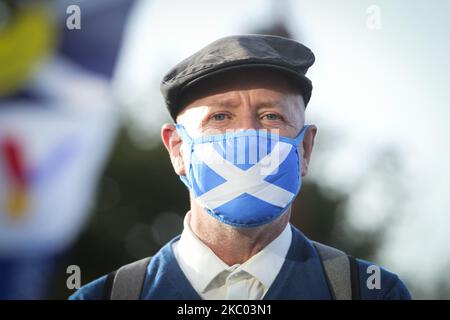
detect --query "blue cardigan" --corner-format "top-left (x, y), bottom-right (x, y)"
top-left (69, 225), bottom-right (411, 300)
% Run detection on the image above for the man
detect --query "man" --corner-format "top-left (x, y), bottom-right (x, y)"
top-left (70, 35), bottom-right (411, 300)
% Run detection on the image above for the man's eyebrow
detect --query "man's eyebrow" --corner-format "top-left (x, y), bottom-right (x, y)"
top-left (254, 99), bottom-right (284, 109)
top-left (207, 98), bottom-right (285, 108)
top-left (204, 98), bottom-right (239, 108)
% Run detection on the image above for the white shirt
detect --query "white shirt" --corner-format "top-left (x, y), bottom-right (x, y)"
top-left (172, 212), bottom-right (292, 300)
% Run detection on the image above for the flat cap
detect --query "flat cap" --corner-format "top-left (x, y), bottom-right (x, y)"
top-left (160, 34), bottom-right (315, 120)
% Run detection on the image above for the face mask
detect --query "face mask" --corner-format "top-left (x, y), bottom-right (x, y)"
top-left (176, 124), bottom-right (311, 228)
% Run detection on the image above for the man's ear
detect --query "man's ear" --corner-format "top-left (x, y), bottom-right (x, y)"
top-left (161, 123), bottom-right (186, 176)
top-left (301, 125), bottom-right (317, 177)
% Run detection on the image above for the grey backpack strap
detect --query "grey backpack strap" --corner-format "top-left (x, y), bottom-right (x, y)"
top-left (109, 256), bottom-right (152, 300)
top-left (312, 242), bottom-right (352, 300)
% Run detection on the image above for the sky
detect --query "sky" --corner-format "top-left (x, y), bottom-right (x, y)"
top-left (112, 0), bottom-right (450, 297)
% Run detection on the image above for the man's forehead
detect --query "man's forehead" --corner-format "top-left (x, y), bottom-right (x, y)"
top-left (179, 69), bottom-right (303, 110)
top-left (187, 88), bottom-right (292, 108)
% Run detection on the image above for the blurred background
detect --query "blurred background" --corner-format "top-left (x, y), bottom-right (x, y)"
top-left (0, 0), bottom-right (449, 299)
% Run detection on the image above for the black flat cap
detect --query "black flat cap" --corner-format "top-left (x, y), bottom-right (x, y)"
top-left (160, 34), bottom-right (315, 120)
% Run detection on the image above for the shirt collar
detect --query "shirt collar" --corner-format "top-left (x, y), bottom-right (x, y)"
top-left (176, 211), bottom-right (292, 293)
top-left (238, 221), bottom-right (292, 289)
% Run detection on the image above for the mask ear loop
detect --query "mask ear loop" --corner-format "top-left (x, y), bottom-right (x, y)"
top-left (291, 125), bottom-right (311, 194)
top-left (293, 124), bottom-right (311, 146)
top-left (175, 123), bottom-right (194, 146)
top-left (175, 124), bottom-right (195, 189)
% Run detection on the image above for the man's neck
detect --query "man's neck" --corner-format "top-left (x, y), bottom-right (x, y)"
top-left (188, 204), bottom-right (291, 266)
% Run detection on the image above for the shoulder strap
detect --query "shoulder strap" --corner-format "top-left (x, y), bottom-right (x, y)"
top-left (313, 241), bottom-right (360, 300)
top-left (106, 256), bottom-right (152, 300)
top-left (348, 255), bottom-right (361, 300)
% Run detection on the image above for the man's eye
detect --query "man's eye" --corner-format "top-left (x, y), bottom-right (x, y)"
top-left (263, 113), bottom-right (282, 121)
top-left (212, 113), bottom-right (228, 121)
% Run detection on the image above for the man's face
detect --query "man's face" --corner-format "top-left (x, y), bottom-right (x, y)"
top-left (161, 69), bottom-right (317, 178)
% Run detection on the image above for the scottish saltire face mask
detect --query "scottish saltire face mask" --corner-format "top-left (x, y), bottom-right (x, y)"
top-left (176, 124), bottom-right (311, 228)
